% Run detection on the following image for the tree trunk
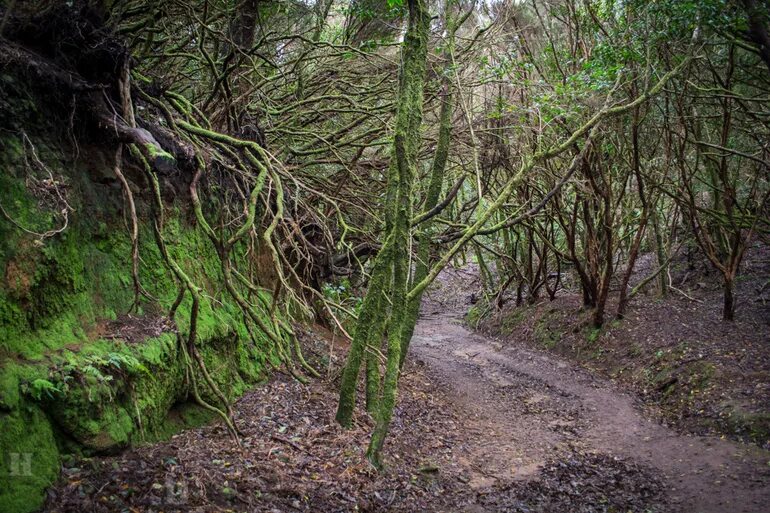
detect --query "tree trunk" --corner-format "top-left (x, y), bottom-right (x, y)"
top-left (723, 274), bottom-right (736, 321)
top-left (366, 0), bottom-right (430, 468)
top-left (398, 63), bottom-right (453, 366)
top-left (618, 106), bottom-right (649, 318)
top-left (651, 209), bottom-right (668, 297)
top-left (335, 242), bottom-right (393, 427)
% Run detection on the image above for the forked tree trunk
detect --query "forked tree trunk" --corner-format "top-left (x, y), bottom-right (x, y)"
top-left (399, 54), bottom-right (454, 366)
top-left (335, 243), bottom-right (393, 427)
top-left (366, 0), bottom-right (430, 468)
top-left (335, 0), bottom-right (431, 469)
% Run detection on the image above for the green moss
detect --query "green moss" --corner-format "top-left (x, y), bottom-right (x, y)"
top-left (499, 307), bottom-right (527, 335)
top-left (721, 404), bottom-right (770, 445)
top-left (689, 361), bottom-right (716, 388)
top-left (82, 406), bottom-right (134, 451)
top-left (0, 407), bottom-right (60, 513)
top-left (32, 326), bottom-right (265, 450)
top-left (141, 402), bottom-right (216, 443)
top-left (534, 309), bottom-right (563, 349)
top-left (0, 364), bottom-right (25, 411)
top-left (649, 355), bottom-right (717, 412)
top-left (143, 142), bottom-right (175, 162)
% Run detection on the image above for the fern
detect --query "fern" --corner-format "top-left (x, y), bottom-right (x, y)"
top-left (23, 378), bottom-right (62, 401)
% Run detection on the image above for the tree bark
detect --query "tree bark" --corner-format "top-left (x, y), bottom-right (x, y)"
top-left (723, 274), bottom-right (735, 321)
top-left (365, 0), bottom-right (430, 468)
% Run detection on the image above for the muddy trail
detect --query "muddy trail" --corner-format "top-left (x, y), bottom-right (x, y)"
top-left (411, 304), bottom-right (770, 513)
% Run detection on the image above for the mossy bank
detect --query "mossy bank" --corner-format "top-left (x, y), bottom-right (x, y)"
top-left (0, 72), bottom-right (280, 512)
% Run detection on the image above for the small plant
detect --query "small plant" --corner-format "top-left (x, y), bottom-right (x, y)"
top-left (30, 349), bottom-right (151, 404)
top-left (104, 352), bottom-right (149, 375)
top-left (321, 278), bottom-right (363, 328)
top-left (22, 378), bottom-right (62, 400)
top-left (466, 306), bottom-right (479, 327)
top-left (585, 327), bottom-right (602, 345)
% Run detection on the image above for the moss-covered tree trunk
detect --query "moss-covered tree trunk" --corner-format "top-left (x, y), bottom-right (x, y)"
top-left (365, 0), bottom-right (430, 468)
top-left (397, 0), bottom-right (465, 367)
top-left (399, 69), bottom-right (454, 366)
top-left (335, 0), bottom-right (430, 466)
top-left (335, 240), bottom-right (393, 426)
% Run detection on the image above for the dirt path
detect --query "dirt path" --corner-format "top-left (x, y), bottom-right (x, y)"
top-left (411, 309), bottom-right (770, 513)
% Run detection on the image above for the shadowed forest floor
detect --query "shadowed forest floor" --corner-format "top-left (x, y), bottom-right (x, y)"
top-left (42, 270), bottom-right (770, 513)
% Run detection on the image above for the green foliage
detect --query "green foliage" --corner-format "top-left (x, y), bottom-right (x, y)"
top-left (636, 0), bottom-right (736, 39)
top-left (21, 379), bottom-right (61, 401)
top-left (30, 350), bottom-right (150, 406)
top-left (585, 326), bottom-right (602, 345)
top-left (322, 278), bottom-right (363, 328)
top-left (465, 304), bottom-right (480, 326)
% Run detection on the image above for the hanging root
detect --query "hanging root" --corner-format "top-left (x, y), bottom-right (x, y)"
top-left (112, 145), bottom-right (151, 310)
top-left (1, 4), bottom-right (354, 451)
top-left (130, 145), bottom-right (242, 442)
top-left (178, 332), bottom-right (240, 441)
top-left (124, 111), bottom-right (325, 440)
top-left (0, 132), bottom-right (73, 241)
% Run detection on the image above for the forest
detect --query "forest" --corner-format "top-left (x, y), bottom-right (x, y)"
top-left (0, 0), bottom-right (768, 511)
